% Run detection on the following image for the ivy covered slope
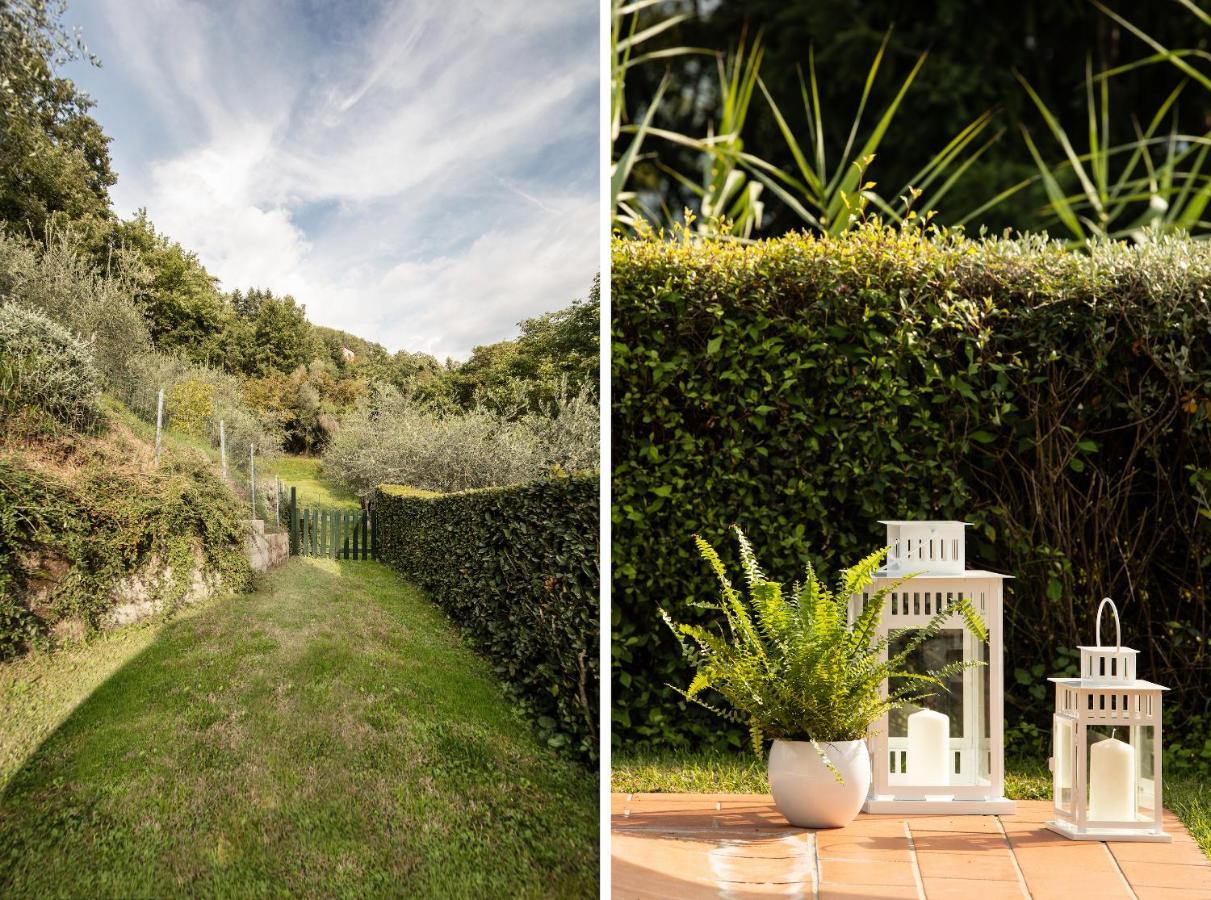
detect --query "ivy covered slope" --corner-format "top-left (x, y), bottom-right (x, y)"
top-left (375, 476), bottom-right (599, 761)
top-left (613, 225), bottom-right (1211, 759)
top-left (0, 305), bottom-right (251, 659)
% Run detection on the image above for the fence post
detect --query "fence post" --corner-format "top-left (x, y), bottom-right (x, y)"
top-left (289, 487), bottom-right (298, 555)
top-left (370, 506), bottom-right (377, 560)
top-left (274, 477), bottom-right (280, 528)
top-left (219, 419), bottom-right (227, 479)
top-left (249, 444), bottom-right (256, 519)
top-left (154, 387), bottom-right (164, 464)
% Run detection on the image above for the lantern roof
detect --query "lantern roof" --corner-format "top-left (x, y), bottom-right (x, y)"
top-left (873, 567), bottom-right (1012, 580)
top-left (1049, 676), bottom-right (1168, 692)
top-left (878, 520), bottom-right (971, 526)
top-left (1076, 645), bottom-right (1138, 655)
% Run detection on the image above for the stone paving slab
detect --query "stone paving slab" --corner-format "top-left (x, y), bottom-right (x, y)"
top-left (612, 793), bottom-right (1211, 899)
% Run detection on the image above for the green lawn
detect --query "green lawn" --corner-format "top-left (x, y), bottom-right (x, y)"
top-left (612, 751), bottom-right (1210, 858)
top-left (0, 559), bottom-right (597, 897)
top-left (269, 455), bottom-right (361, 509)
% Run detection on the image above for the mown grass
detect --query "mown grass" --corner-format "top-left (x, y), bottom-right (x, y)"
top-left (269, 455), bottom-right (360, 509)
top-left (612, 751), bottom-right (1210, 858)
top-left (0, 560), bottom-right (597, 897)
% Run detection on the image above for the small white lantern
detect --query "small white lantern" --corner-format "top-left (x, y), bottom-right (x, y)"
top-left (850, 521), bottom-right (1014, 814)
top-left (1047, 598), bottom-right (1170, 842)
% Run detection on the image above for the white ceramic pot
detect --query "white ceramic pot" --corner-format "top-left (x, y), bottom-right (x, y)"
top-left (768, 739), bottom-right (871, 828)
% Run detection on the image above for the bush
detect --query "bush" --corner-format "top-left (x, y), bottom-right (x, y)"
top-left (326, 385), bottom-right (598, 499)
top-left (112, 350), bottom-right (282, 471)
top-left (375, 475), bottom-right (599, 761)
top-left (0, 303), bottom-right (102, 432)
top-left (0, 228), bottom-right (150, 388)
top-left (612, 223), bottom-right (1211, 752)
top-left (0, 437), bottom-right (252, 660)
top-left (167, 376), bottom-right (214, 437)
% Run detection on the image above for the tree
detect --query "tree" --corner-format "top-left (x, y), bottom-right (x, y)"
top-left (102, 211), bottom-right (226, 362)
top-left (220, 287), bottom-right (319, 377)
top-left (0, 0), bottom-right (115, 236)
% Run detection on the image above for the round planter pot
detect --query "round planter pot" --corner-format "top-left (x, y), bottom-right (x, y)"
top-left (768, 739), bottom-right (871, 828)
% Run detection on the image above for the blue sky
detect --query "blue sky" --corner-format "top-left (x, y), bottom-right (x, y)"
top-left (64, 0), bottom-right (599, 359)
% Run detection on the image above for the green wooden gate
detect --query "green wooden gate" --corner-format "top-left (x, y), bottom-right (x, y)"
top-left (286, 487), bottom-right (376, 560)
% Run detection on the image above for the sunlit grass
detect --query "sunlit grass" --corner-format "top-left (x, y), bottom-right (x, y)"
top-left (269, 455), bottom-right (360, 509)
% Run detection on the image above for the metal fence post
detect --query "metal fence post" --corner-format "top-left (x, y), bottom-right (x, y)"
top-left (219, 419), bottom-right (227, 479)
top-left (154, 387), bottom-right (164, 464)
top-left (249, 443), bottom-right (256, 519)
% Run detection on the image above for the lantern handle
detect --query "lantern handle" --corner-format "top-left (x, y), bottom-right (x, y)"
top-left (1095, 597), bottom-right (1122, 652)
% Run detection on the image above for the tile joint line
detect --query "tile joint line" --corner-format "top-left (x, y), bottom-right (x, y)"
top-left (903, 821), bottom-right (927, 900)
top-left (1102, 841), bottom-right (1138, 900)
top-left (994, 814), bottom-right (1033, 899)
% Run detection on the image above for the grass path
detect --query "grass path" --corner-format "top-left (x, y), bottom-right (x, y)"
top-left (612, 751), bottom-right (1210, 858)
top-left (0, 560), bottom-right (597, 897)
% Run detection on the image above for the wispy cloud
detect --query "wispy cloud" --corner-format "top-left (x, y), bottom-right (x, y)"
top-left (66, 0), bottom-right (598, 359)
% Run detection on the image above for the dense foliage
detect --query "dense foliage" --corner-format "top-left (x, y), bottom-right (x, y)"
top-left (0, 303), bottom-right (100, 432)
top-left (665, 530), bottom-right (985, 758)
top-left (376, 476), bottom-right (600, 761)
top-left (617, 0), bottom-right (1211, 238)
top-left (325, 385), bottom-right (598, 499)
top-left (0, 429), bottom-right (252, 660)
top-left (613, 225), bottom-right (1211, 755)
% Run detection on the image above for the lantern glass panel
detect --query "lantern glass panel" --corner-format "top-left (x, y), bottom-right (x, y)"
top-left (1084, 726), bottom-right (1149, 823)
top-left (1053, 715), bottom-right (1076, 815)
top-left (887, 629), bottom-right (990, 786)
top-left (1133, 724), bottom-right (1157, 822)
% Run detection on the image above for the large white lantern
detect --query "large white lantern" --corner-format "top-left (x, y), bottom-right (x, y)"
top-left (1047, 598), bottom-right (1170, 842)
top-left (849, 520), bottom-right (1014, 814)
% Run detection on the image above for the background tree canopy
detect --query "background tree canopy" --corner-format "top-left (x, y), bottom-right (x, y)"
top-left (619, 0), bottom-right (1211, 238)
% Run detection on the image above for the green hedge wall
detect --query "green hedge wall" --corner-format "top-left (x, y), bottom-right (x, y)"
top-left (375, 475), bottom-right (600, 761)
top-left (612, 225), bottom-right (1211, 759)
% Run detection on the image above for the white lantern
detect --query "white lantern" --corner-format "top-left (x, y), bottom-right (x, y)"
top-left (850, 520), bottom-right (1014, 814)
top-left (1047, 598), bottom-right (1170, 842)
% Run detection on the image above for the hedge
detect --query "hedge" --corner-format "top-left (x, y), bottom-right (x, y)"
top-left (612, 224), bottom-right (1211, 763)
top-left (375, 475), bottom-right (599, 761)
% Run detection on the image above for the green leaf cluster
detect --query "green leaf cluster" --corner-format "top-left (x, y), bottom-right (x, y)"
top-left (375, 475), bottom-right (599, 762)
top-left (665, 528), bottom-right (985, 759)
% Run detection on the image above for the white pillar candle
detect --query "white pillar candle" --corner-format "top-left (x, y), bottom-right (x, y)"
top-left (1088, 736), bottom-right (1135, 821)
top-left (907, 708), bottom-right (950, 784)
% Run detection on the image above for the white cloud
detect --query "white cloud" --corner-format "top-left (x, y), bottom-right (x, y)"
top-left (82, 0), bottom-right (599, 359)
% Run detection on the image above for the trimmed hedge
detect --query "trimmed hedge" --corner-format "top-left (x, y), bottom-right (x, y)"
top-left (613, 224), bottom-right (1211, 759)
top-left (375, 475), bottom-right (599, 761)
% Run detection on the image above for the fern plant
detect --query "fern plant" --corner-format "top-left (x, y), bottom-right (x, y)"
top-left (663, 526), bottom-right (988, 767)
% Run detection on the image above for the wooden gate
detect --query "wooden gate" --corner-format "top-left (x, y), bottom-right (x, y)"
top-left (286, 487), bottom-right (376, 560)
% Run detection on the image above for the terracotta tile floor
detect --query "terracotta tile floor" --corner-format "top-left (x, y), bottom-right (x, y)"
top-left (611, 793), bottom-right (1211, 899)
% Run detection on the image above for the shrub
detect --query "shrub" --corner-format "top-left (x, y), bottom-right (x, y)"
top-left (327, 385), bottom-right (598, 499)
top-left (0, 228), bottom-right (150, 388)
top-left (0, 303), bottom-right (102, 432)
top-left (112, 350), bottom-right (282, 470)
top-left (613, 223), bottom-right (1211, 752)
top-left (167, 376), bottom-right (214, 437)
top-left (375, 475), bottom-right (599, 761)
top-left (0, 433), bottom-right (252, 659)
